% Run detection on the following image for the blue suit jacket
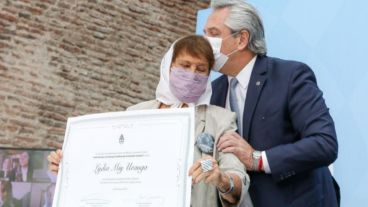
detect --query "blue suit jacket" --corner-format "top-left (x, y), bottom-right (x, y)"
top-left (211, 56), bottom-right (339, 207)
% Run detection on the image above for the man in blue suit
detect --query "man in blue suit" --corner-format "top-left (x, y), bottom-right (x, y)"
top-left (205, 1), bottom-right (339, 206)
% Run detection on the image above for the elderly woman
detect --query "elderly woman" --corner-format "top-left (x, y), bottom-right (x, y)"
top-left (48, 35), bottom-right (252, 207)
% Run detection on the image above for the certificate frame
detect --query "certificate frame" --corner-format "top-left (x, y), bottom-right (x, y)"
top-left (52, 108), bottom-right (195, 207)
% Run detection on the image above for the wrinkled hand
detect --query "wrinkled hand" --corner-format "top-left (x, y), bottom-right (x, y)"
top-left (217, 131), bottom-right (254, 170)
top-left (47, 149), bottom-right (62, 175)
top-left (188, 156), bottom-right (223, 187)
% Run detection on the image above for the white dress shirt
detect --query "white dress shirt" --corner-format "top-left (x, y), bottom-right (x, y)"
top-left (225, 55), bottom-right (271, 173)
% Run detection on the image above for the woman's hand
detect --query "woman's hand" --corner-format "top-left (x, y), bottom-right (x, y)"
top-left (47, 149), bottom-right (62, 175)
top-left (189, 156), bottom-right (243, 204)
top-left (188, 156), bottom-right (226, 189)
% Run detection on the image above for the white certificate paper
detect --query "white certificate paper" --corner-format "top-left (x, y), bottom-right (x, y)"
top-left (52, 108), bottom-right (195, 207)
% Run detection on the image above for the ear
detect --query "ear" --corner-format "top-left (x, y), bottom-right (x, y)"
top-left (237, 30), bottom-right (250, 50)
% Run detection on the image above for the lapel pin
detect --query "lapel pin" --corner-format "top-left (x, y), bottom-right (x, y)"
top-left (256, 81), bottom-right (261, 86)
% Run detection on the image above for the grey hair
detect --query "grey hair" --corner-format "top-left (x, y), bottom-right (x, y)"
top-left (211, 0), bottom-right (267, 55)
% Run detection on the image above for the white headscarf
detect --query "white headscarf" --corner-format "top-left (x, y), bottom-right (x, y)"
top-left (155, 39), bottom-right (212, 108)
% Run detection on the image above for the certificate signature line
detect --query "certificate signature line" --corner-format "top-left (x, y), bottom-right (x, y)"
top-left (102, 178), bottom-right (139, 180)
top-left (93, 154), bottom-right (148, 159)
top-left (100, 181), bottom-right (141, 184)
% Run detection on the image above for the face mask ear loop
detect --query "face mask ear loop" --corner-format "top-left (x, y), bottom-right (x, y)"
top-left (226, 48), bottom-right (239, 57)
top-left (222, 30), bottom-right (241, 42)
top-left (222, 30), bottom-right (242, 57)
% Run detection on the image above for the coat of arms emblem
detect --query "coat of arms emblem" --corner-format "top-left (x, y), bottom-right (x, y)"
top-left (119, 134), bottom-right (124, 144)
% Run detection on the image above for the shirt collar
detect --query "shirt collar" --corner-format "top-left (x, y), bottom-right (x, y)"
top-left (228, 55), bottom-right (257, 89)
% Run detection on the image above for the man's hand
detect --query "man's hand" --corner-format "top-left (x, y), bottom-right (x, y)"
top-left (217, 131), bottom-right (255, 170)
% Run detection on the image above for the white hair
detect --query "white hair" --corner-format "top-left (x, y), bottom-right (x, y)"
top-left (211, 0), bottom-right (267, 55)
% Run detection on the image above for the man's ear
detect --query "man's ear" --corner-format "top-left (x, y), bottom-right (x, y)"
top-left (237, 30), bottom-right (250, 50)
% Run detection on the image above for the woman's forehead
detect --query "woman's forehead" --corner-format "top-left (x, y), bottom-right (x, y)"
top-left (174, 52), bottom-right (208, 65)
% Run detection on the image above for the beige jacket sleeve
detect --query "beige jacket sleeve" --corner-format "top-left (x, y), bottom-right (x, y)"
top-left (126, 100), bottom-right (160, 111)
top-left (206, 105), bottom-right (252, 207)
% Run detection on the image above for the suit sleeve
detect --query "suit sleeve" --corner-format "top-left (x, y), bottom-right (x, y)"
top-left (265, 64), bottom-right (338, 182)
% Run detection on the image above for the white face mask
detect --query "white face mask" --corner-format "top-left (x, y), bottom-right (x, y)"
top-left (206, 33), bottom-right (239, 72)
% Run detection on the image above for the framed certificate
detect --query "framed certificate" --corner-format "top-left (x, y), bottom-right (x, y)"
top-left (52, 108), bottom-right (195, 207)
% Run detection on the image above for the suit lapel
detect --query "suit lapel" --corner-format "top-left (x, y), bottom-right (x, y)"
top-left (210, 75), bottom-right (228, 107)
top-left (242, 56), bottom-right (268, 140)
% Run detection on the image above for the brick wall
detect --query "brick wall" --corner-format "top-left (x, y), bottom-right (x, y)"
top-left (0, 0), bottom-right (210, 148)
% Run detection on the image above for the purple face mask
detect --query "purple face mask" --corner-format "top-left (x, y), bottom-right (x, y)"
top-left (169, 67), bottom-right (209, 104)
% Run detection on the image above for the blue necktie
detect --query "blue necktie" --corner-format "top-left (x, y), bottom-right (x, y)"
top-left (229, 78), bottom-right (242, 136)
